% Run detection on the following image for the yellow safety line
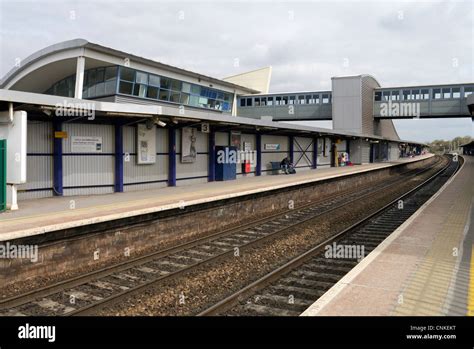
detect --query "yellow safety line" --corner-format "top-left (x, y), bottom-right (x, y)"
top-left (468, 246), bottom-right (474, 316)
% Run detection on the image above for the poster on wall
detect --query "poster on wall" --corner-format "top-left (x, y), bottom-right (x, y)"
top-left (181, 127), bottom-right (197, 163)
top-left (71, 136), bottom-right (103, 153)
top-left (137, 124), bottom-right (156, 164)
top-left (230, 131), bottom-right (241, 150)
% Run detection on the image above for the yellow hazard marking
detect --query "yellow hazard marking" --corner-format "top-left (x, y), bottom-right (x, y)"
top-left (468, 246), bottom-right (474, 316)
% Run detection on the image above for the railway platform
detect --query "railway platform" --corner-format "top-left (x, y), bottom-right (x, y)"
top-left (302, 155), bottom-right (473, 316)
top-left (0, 154), bottom-right (433, 242)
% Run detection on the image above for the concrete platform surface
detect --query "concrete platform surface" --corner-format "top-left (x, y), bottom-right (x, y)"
top-left (302, 155), bottom-right (473, 316)
top-left (0, 154), bottom-right (433, 242)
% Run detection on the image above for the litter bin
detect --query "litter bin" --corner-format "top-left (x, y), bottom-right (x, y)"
top-left (270, 161), bottom-right (281, 175)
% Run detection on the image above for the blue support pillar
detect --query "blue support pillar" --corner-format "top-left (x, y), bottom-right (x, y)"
top-left (289, 135), bottom-right (294, 163)
top-left (312, 137), bottom-right (318, 169)
top-left (53, 121), bottom-right (63, 196)
top-left (256, 133), bottom-right (262, 176)
top-left (168, 127), bottom-right (176, 186)
top-left (114, 122), bottom-right (124, 192)
top-left (208, 127), bottom-right (216, 182)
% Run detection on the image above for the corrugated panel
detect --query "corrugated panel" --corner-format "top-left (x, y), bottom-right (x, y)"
top-left (63, 187), bottom-right (114, 196)
top-left (27, 121), bottom-right (53, 153)
top-left (123, 181), bottom-right (168, 193)
top-left (18, 121), bottom-right (54, 200)
top-left (63, 123), bottom-right (114, 153)
top-left (61, 123), bottom-right (114, 195)
top-left (63, 156), bottom-right (114, 187)
top-left (176, 154), bottom-right (208, 179)
top-left (361, 140), bottom-right (371, 164)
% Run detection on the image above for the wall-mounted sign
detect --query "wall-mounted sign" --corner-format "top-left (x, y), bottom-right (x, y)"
top-left (71, 136), bottom-right (103, 153)
top-left (264, 143), bottom-right (280, 150)
top-left (181, 127), bottom-right (197, 163)
top-left (54, 131), bottom-right (68, 139)
top-left (137, 124), bottom-right (156, 164)
top-left (201, 123), bottom-right (210, 133)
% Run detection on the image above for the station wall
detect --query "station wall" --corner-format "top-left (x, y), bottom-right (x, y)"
top-left (293, 136), bottom-right (314, 171)
top-left (123, 125), bottom-right (168, 192)
top-left (17, 120), bottom-right (53, 200)
top-left (261, 135), bottom-right (289, 175)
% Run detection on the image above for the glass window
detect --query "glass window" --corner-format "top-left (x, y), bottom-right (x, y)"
top-left (433, 88), bottom-right (441, 99)
top-left (255, 97), bottom-right (260, 106)
top-left (95, 82), bottom-right (105, 96)
top-left (217, 91), bottom-right (224, 100)
top-left (276, 96), bottom-right (282, 105)
top-left (182, 82), bottom-right (191, 93)
top-left (403, 90), bottom-right (411, 100)
top-left (443, 88), bottom-right (451, 99)
top-left (306, 95), bottom-right (312, 104)
top-left (374, 92), bottom-right (382, 101)
top-left (135, 71), bottom-right (148, 84)
top-left (282, 96), bottom-right (288, 105)
top-left (382, 91), bottom-right (390, 101)
top-left (120, 67), bottom-right (134, 82)
top-left (314, 94), bottom-right (320, 104)
top-left (298, 95), bottom-right (305, 104)
top-left (148, 74), bottom-right (160, 87)
top-left (223, 102), bottom-right (230, 111)
top-left (199, 97), bottom-right (208, 107)
top-left (209, 90), bottom-right (217, 99)
top-left (162, 78), bottom-right (172, 90)
top-left (452, 88), bottom-right (460, 98)
top-left (246, 98), bottom-right (253, 107)
top-left (89, 69), bottom-right (97, 85)
top-left (159, 89), bottom-right (169, 101)
top-left (391, 91), bottom-right (400, 100)
top-left (180, 93), bottom-right (190, 105)
top-left (170, 79), bottom-right (181, 91)
top-left (191, 85), bottom-right (200, 95)
top-left (170, 91), bottom-right (180, 103)
top-left (105, 67), bottom-right (116, 81)
top-left (421, 89), bottom-right (429, 99)
top-left (464, 87), bottom-right (473, 97)
top-left (190, 95), bottom-right (200, 107)
top-left (94, 68), bottom-right (104, 83)
top-left (147, 86), bottom-right (159, 99)
top-left (322, 94), bottom-right (329, 104)
top-left (267, 97), bottom-right (273, 106)
top-left (223, 93), bottom-right (231, 102)
top-left (133, 84), bottom-right (147, 98)
top-left (412, 90), bottom-right (420, 100)
top-left (442, 88), bottom-right (451, 99)
top-left (119, 81), bottom-right (133, 95)
top-left (240, 98), bottom-right (246, 107)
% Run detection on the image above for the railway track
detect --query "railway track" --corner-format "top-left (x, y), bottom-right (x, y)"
top-left (0, 156), bottom-right (447, 316)
top-left (198, 156), bottom-right (460, 316)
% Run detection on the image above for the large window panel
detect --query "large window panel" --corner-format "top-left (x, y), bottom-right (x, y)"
top-left (146, 86), bottom-right (159, 99)
top-left (159, 89), bottom-right (170, 101)
top-left (149, 74), bottom-right (160, 87)
top-left (120, 67), bottom-right (135, 82)
top-left (119, 81), bottom-right (133, 95)
top-left (136, 71), bottom-right (148, 84)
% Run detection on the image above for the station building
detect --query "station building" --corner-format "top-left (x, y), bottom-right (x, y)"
top-left (2, 39), bottom-right (470, 209)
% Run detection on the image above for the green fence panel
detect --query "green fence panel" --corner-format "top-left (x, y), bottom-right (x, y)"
top-left (0, 139), bottom-right (6, 212)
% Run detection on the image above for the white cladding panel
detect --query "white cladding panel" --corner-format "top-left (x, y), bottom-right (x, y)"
top-left (62, 123), bottom-right (114, 195)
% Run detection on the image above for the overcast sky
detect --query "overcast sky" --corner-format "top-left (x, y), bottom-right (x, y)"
top-left (0, 0), bottom-right (472, 142)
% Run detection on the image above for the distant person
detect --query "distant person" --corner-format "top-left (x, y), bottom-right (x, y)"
top-left (280, 157), bottom-right (296, 174)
